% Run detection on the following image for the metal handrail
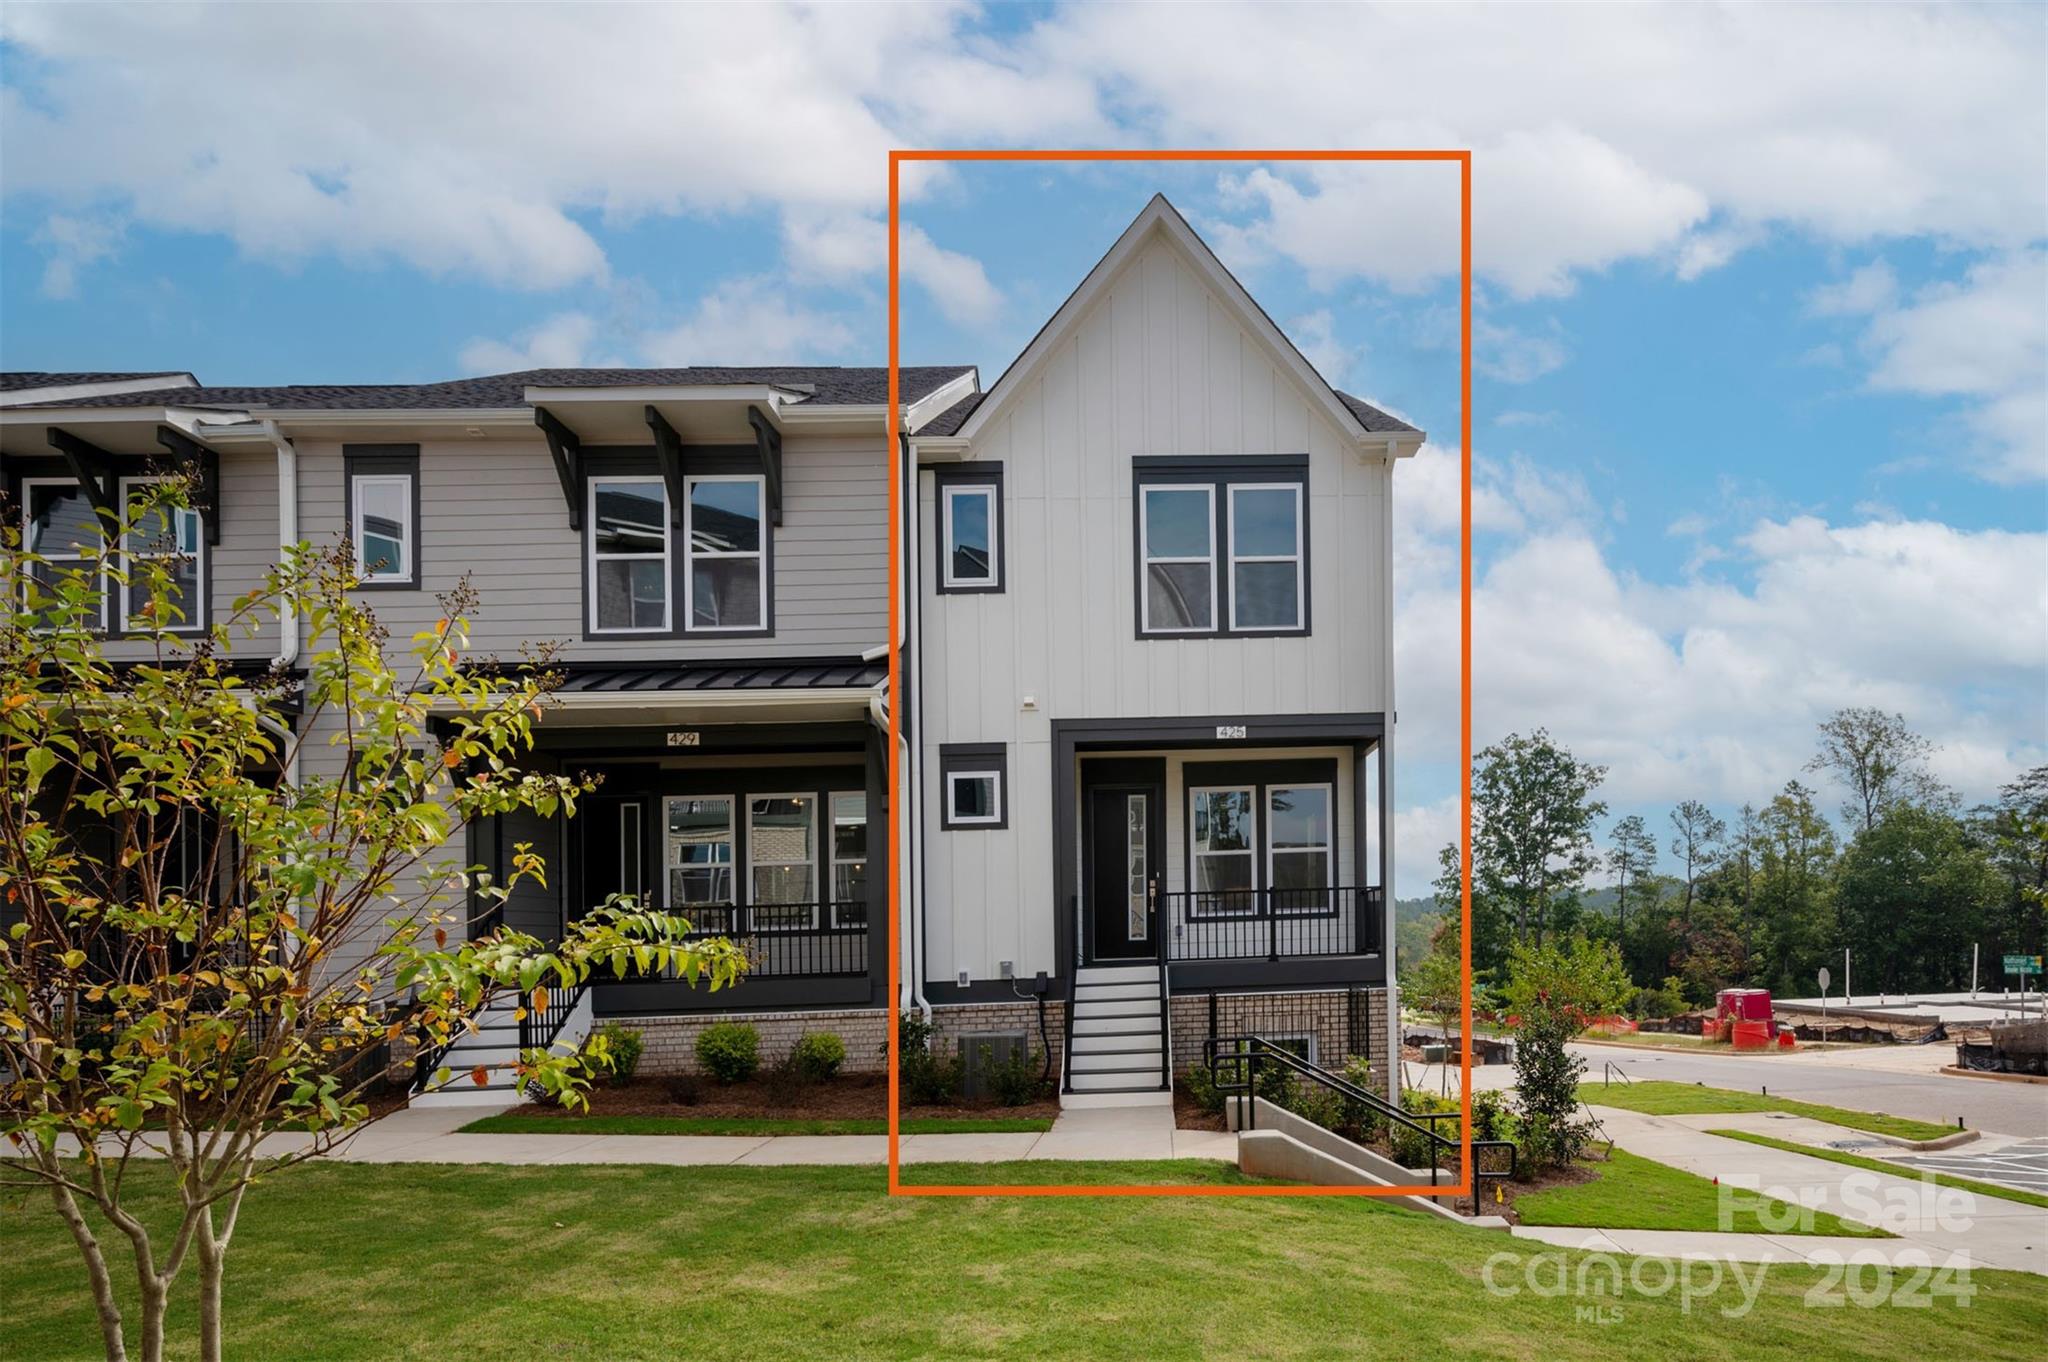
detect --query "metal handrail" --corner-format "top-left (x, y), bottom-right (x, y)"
top-left (1153, 880), bottom-right (1171, 1090)
top-left (1060, 894), bottom-right (1080, 1093)
top-left (520, 979), bottom-right (590, 1052)
top-left (1208, 1033), bottom-right (1516, 1215)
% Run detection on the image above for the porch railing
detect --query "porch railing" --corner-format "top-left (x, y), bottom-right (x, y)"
top-left (670, 902), bottom-right (870, 979)
top-left (1162, 886), bottom-right (1382, 962)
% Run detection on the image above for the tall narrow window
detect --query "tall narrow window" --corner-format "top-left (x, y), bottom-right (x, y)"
top-left (618, 804), bottom-right (644, 904)
top-left (830, 791), bottom-right (867, 927)
top-left (588, 477), bottom-right (670, 633)
top-left (942, 485), bottom-right (997, 589)
top-left (686, 475), bottom-right (766, 631)
top-left (1139, 485), bottom-right (1215, 633)
top-left (665, 796), bottom-right (734, 930)
top-left (119, 477), bottom-right (204, 631)
top-left (1228, 484), bottom-right (1303, 631)
top-left (748, 794), bottom-right (816, 930)
top-left (1189, 786), bottom-right (1255, 914)
top-left (1267, 784), bottom-right (1332, 911)
top-left (351, 475), bottom-right (412, 582)
top-left (21, 478), bottom-right (104, 628)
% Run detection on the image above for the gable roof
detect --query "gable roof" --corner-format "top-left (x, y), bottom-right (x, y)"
top-left (3, 367), bottom-right (974, 413)
top-left (932, 195), bottom-right (1421, 450)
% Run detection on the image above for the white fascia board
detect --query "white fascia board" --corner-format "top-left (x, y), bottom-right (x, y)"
top-left (903, 370), bottom-right (980, 432)
top-left (0, 374), bottom-right (197, 407)
top-left (1359, 431), bottom-right (1426, 461)
top-left (0, 404), bottom-right (242, 428)
top-left (907, 436), bottom-right (970, 462)
top-left (522, 384), bottom-right (802, 408)
top-left (954, 196), bottom-right (1383, 451)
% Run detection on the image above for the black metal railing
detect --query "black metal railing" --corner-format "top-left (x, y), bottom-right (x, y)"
top-left (1164, 886), bottom-right (1382, 961)
top-left (670, 901), bottom-right (870, 979)
top-left (520, 979), bottom-right (589, 1051)
top-left (1207, 1033), bottom-right (1516, 1216)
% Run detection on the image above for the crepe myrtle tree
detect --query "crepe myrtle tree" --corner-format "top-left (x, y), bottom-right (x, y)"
top-left (0, 479), bottom-right (747, 1362)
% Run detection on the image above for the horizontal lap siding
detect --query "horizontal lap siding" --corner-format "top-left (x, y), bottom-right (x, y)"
top-left (293, 433), bottom-right (889, 660)
top-left (921, 235), bottom-right (1392, 988)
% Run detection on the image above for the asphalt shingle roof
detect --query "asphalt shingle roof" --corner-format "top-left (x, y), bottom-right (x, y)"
top-left (6, 366), bottom-right (974, 412)
top-left (0, 371), bottom-right (192, 392)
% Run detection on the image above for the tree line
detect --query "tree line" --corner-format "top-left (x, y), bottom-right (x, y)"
top-left (1426, 708), bottom-right (2048, 1007)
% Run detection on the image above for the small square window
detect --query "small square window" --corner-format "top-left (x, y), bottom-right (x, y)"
top-left (939, 744), bottom-right (1008, 830)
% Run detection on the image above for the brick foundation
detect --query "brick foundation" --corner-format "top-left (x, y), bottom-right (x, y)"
top-left (1168, 986), bottom-right (1392, 1101)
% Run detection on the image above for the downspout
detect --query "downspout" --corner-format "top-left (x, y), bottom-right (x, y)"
top-left (898, 435), bottom-right (933, 1027)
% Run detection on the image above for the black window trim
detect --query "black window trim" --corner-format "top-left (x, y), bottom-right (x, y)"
top-left (931, 463), bottom-right (1005, 595)
top-left (1131, 455), bottom-right (1310, 640)
top-left (938, 741), bottom-right (1009, 830)
top-left (343, 444), bottom-right (422, 591)
top-left (1182, 757), bottom-right (1339, 920)
top-left (11, 462), bottom-right (213, 637)
top-left (577, 446), bottom-right (776, 642)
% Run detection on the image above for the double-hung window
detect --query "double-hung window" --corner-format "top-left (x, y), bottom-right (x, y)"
top-left (119, 476), bottom-right (204, 632)
top-left (748, 794), bottom-right (817, 929)
top-left (1190, 786), bottom-right (1256, 913)
top-left (934, 465), bottom-right (1004, 593)
top-left (1138, 485), bottom-right (1215, 632)
top-left (20, 478), bottom-right (104, 628)
top-left (1266, 784), bottom-right (1333, 911)
top-left (1186, 760), bottom-right (1339, 919)
top-left (665, 795), bottom-right (736, 930)
top-left (345, 446), bottom-right (419, 588)
top-left (685, 475), bottom-right (767, 631)
top-left (1135, 460), bottom-right (1308, 637)
top-left (588, 477), bottom-right (671, 633)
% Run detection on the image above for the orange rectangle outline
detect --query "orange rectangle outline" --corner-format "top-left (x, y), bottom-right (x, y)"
top-left (887, 147), bottom-right (1472, 1197)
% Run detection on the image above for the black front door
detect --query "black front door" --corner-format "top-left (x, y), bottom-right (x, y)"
top-left (1085, 776), bottom-right (1163, 962)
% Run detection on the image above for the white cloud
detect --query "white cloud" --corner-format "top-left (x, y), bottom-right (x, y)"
top-left (1394, 456), bottom-right (2048, 836)
top-left (1284, 308), bottom-right (1358, 387)
top-left (781, 214), bottom-right (1001, 330)
top-left (640, 278), bottom-right (856, 366)
top-left (1474, 318), bottom-right (1567, 384)
top-left (457, 311), bottom-right (607, 373)
top-left (31, 212), bottom-right (122, 298)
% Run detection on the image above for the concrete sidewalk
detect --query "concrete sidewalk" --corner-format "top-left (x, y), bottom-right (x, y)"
top-left (1585, 1105), bottom-right (2048, 1275)
top-left (62, 1102), bottom-right (1238, 1169)
top-left (1510, 1224), bottom-right (1918, 1265)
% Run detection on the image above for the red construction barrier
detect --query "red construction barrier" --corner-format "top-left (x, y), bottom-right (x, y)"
top-left (1732, 1019), bottom-right (1772, 1051)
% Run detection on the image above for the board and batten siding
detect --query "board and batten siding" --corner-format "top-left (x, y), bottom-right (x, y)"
top-left (291, 432), bottom-right (891, 661)
top-left (917, 234), bottom-right (1394, 987)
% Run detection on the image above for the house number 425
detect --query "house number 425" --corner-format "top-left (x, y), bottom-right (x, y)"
top-left (1214, 725), bottom-right (1248, 740)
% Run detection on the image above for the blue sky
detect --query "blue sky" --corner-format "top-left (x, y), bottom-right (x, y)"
top-left (3, 3), bottom-right (2042, 893)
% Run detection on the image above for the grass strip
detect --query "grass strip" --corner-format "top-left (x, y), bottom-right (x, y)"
top-left (1577, 1079), bottom-right (1956, 1142)
top-left (1513, 1148), bottom-right (1890, 1236)
top-left (1705, 1128), bottom-right (2048, 1210)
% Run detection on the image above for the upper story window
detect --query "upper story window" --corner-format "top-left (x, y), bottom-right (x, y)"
top-left (119, 476), bottom-right (204, 632)
top-left (20, 477), bottom-right (106, 629)
top-left (934, 465), bottom-right (1004, 594)
top-left (345, 446), bottom-right (420, 589)
top-left (1134, 457), bottom-right (1308, 639)
top-left (685, 475), bottom-right (767, 632)
top-left (588, 476), bottom-right (671, 634)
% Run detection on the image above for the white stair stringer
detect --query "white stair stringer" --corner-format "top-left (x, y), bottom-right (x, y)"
top-left (1062, 963), bottom-right (1171, 1108)
top-left (410, 986), bottom-right (594, 1110)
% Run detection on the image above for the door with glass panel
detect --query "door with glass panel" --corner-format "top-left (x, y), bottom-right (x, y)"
top-left (1085, 781), bottom-right (1163, 962)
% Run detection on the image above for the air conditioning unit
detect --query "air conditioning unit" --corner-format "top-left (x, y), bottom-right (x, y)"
top-left (957, 1031), bottom-right (1030, 1099)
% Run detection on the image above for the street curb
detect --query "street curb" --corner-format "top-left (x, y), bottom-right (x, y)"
top-left (1938, 1065), bottom-right (2048, 1088)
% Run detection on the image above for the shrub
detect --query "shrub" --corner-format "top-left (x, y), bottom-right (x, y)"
top-left (1391, 1088), bottom-right (1461, 1170)
top-left (662, 1073), bottom-right (702, 1106)
top-left (1469, 1087), bottom-right (1514, 1144)
top-left (1633, 975), bottom-right (1689, 1020)
top-left (1283, 1083), bottom-right (1346, 1133)
top-left (980, 1045), bottom-right (1047, 1107)
top-left (898, 1013), bottom-right (960, 1106)
top-left (760, 1053), bottom-right (804, 1105)
top-left (1180, 1063), bottom-right (1224, 1115)
top-left (590, 1023), bottom-right (644, 1087)
top-left (696, 1022), bottom-right (760, 1084)
top-left (1510, 1003), bottom-right (1595, 1171)
top-left (790, 1031), bottom-right (846, 1083)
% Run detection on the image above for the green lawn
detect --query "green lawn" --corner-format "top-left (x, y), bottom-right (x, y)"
top-left (459, 1113), bottom-right (1055, 1137)
top-left (1514, 1148), bottom-right (1889, 1236)
top-left (1707, 1129), bottom-right (2048, 1210)
top-left (1578, 1079), bottom-right (1957, 1142)
top-left (6, 1161), bottom-right (2036, 1361)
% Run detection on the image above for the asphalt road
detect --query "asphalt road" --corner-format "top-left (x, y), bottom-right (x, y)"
top-left (1571, 1043), bottom-right (2048, 1139)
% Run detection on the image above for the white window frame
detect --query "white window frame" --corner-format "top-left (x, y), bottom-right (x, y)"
top-left (1188, 784), bottom-right (1257, 916)
top-left (1266, 782), bottom-right (1334, 914)
top-left (829, 790), bottom-right (868, 928)
top-left (663, 794), bottom-right (735, 910)
top-left (684, 473), bottom-right (767, 633)
top-left (1227, 483), bottom-right (1304, 632)
top-left (941, 483), bottom-right (999, 589)
top-left (118, 475), bottom-right (205, 633)
top-left (350, 471), bottom-right (414, 583)
top-left (587, 475), bottom-right (672, 635)
top-left (19, 476), bottom-right (106, 630)
top-left (945, 770), bottom-right (1002, 827)
top-left (746, 792), bottom-right (818, 931)
top-left (1138, 483), bottom-right (1217, 635)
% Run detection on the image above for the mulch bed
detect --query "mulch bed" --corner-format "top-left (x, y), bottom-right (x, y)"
top-left (485, 1074), bottom-right (1060, 1125)
top-left (1174, 1089), bottom-right (1228, 1132)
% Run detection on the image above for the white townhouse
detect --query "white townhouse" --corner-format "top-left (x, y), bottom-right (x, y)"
top-left (1, 195), bottom-right (1421, 1107)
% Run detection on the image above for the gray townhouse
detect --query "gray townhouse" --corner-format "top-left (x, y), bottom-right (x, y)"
top-left (1, 195), bottom-right (1422, 1110)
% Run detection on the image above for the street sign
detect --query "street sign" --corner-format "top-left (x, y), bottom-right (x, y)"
top-left (2004, 954), bottom-right (2043, 976)
top-left (1817, 966), bottom-right (1832, 992)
